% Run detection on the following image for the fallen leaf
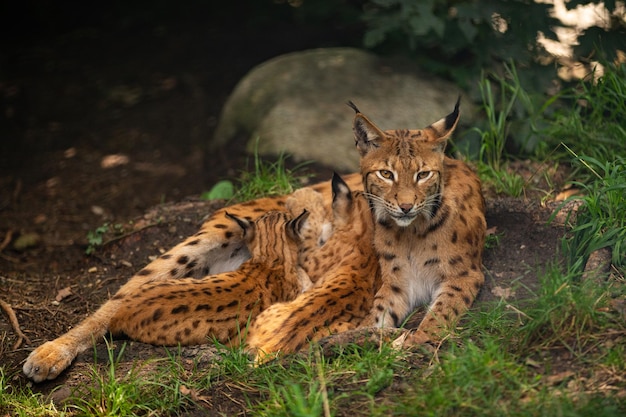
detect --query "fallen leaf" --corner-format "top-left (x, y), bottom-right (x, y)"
top-left (547, 371), bottom-right (575, 385)
top-left (13, 232), bottom-right (41, 251)
top-left (101, 154), bottom-right (130, 169)
top-left (179, 385), bottom-right (211, 404)
top-left (555, 187), bottom-right (581, 201)
top-left (525, 357), bottom-right (541, 368)
top-left (491, 286), bottom-right (516, 300)
top-left (486, 226), bottom-right (498, 236)
top-left (55, 286), bottom-right (72, 302)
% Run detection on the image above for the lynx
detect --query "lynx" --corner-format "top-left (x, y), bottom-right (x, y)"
top-left (247, 173), bottom-right (379, 362)
top-left (349, 99), bottom-right (486, 345)
top-left (23, 209), bottom-right (316, 382)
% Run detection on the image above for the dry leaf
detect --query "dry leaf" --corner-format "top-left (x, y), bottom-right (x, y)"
top-left (555, 188), bottom-right (581, 201)
top-left (547, 371), bottom-right (575, 385)
top-left (525, 358), bottom-right (541, 368)
top-left (486, 226), bottom-right (498, 236)
top-left (491, 285), bottom-right (516, 300)
top-left (55, 286), bottom-right (73, 302)
top-left (101, 154), bottom-right (130, 169)
top-left (179, 384), bottom-right (211, 404)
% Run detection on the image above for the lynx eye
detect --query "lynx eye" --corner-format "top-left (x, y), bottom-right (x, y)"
top-left (378, 170), bottom-right (394, 180)
top-left (416, 171), bottom-right (433, 182)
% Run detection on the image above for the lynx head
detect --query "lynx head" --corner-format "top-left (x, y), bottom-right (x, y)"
top-left (347, 99), bottom-right (460, 227)
top-left (225, 210), bottom-right (310, 259)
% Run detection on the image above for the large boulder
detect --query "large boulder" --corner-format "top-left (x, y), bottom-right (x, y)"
top-left (211, 47), bottom-right (474, 171)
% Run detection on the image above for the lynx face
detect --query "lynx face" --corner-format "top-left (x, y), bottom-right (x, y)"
top-left (350, 100), bottom-right (457, 229)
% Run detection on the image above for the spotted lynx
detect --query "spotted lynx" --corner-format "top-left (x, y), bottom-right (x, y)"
top-left (23, 209), bottom-right (315, 382)
top-left (349, 99), bottom-right (486, 345)
top-left (247, 173), bottom-right (379, 362)
top-left (107, 210), bottom-right (313, 346)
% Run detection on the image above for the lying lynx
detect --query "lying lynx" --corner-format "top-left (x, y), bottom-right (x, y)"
top-left (23, 210), bottom-right (315, 382)
top-left (247, 173), bottom-right (379, 362)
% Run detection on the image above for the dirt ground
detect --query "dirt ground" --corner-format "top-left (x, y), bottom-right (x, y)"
top-left (0, 4), bottom-right (578, 414)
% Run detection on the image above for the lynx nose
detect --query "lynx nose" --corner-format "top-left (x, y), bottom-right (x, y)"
top-left (399, 203), bottom-right (413, 214)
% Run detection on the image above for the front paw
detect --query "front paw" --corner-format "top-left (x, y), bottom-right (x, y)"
top-left (23, 340), bottom-right (76, 382)
top-left (392, 329), bottom-right (431, 349)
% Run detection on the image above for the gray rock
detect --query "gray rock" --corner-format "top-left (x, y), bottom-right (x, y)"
top-left (212, 47), bottom-right (474, 171)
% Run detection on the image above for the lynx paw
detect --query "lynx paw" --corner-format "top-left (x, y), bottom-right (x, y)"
top-left (392, 329), bottom-right (431, 349)
top-left (23, 340), bottom-right (77, 382)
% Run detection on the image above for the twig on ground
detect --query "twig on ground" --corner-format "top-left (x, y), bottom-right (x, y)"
top-left (0, 229), bottom-right (14, 252)
top-left (0, 298), bottom-right (32, 350)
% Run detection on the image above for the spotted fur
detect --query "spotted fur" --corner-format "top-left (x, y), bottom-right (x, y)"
top-left (350, 99), bottom-right (486, 344)
top-left (246, 173), bottom-right (380, 362)
top-left (23, 209), bottom-right (316, 382)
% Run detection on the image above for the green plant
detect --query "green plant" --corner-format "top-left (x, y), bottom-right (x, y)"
top-left (85, 223), bottom-right (109, 255)
top-left (202, 139), bottom-right (311, 203)
top-left (556, 155), bottom-right (626, 276)
top-left (517, 264), bottom-right (615, 353)
top-left (361, 0), bottom-right (558, 89)
top-left (471, 63), bottom-right (530, 197)
top-left (67, 339), bottom-right (187, 416)
top-left (85, 223), bottom-right (126, 255)
top-left (201, 179), bottom-right (235, 200)
top-left (543, 62), bottom-right (626, 171)
top-left (0, 368), bottom-right (62, 417)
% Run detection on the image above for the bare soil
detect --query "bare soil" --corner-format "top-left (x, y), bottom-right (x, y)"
top-left (0, 4), bottom-right (585, 415)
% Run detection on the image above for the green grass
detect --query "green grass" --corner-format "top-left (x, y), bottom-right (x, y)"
top-left (65, 340), bottom-right (188, 416)
top-left (234, 150), bottom-right (310, 202)
top-left (471, 62), bottom-right (531, 197)
top-left (202, 139), bottom-right (312, 202)
top-left (555, 155), bottom-right (626, 276)
top-left (543, 62), bottom-right (626, 169)
top-left (0, 368), bottom-right (62, 417)
top-left (517, 265), bottom-right (619, 354)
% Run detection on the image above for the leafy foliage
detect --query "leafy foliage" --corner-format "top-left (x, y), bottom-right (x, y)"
top-left (360, 0), bottom-right (558, 88)
top-left (543, 62), bottom-right (626, 166)
top-left (558, 156), bottom-right (626, 275)
top-left (565, 0), bottom-right (626, 62)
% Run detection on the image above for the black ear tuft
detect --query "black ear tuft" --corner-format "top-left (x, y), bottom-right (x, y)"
top-left (225, 211), bottom-right (250, 237)
top-left (444, 96), bottom-right (461, 130)
top-left (331, 172), bottom-right (352, 202)
top-left (287, 209), bottom-right (310, 240)
top-left (346, 100), bottom-right (361, 114)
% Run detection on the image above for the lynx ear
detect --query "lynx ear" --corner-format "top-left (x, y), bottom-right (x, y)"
top-left (424, 96), bottom-right (461, 152)
top-left (331, 172), bottom-right (353, 225)
top-left (348, 101), bottom-right (386, 157)
top-left (225, 211), bottom-right (253, 239)
top-left (286, 209), bottom-right (310, 242)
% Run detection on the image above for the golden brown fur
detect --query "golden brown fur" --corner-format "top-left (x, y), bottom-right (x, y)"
top-left (350, 99), bottom-right (486, 344)
top-left (23, 209), bottom-right (318, 382)
top-left (108, 210), bottom-right (311, 346)
top-left (246, 173), bottom-right (380, 362)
